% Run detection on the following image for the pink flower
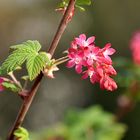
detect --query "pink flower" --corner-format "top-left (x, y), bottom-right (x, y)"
top-left (98, 43), bottom-right (116, 65)
top-left (66, 34), bottom-right (117, 91)
top-left (0, 77), bottom-right (4, 92)
top-left (82, 66), bottom-right (100, 84)
top-left (85, 46), bottom-right (100, 65)
top-left (67, 50), bottom-right (84, 73)
top-left (130, 31), bottom-right (140, 65)
top-left (102, 43), bottom-right (116, 59)
top-left (100, 75), bottom-right (117, 91)
top-left (97, 64), bottom-right (117, 76)
top-left (75, 34), bottom-right (95, 47)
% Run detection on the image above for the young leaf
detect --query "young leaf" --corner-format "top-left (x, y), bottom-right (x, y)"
top-left (1, 40), bottom-right (51, 80)
top-left (1, 40), bottom-right (41, 74)
top-left (2, 82), bottom-right (20, 92)
top-left (21, 75), bottom-right (29, 81)
top-left (23, 40), bottom-right (41, 52)
top-left (76, 0), bottom-right (92, 6)
top-left (57, 0), bottom-right (92, 11)
top-left (39, 52), bottom-right (52, 65)
top-left (1, 49), bottom-right (30, 74)
top-left (14, 127), bottom-right (30, 140)
top-left (1, 40), bottom-right (44, 73)
top-left (10, 40), bottom-right (41, 52)
top-left (58, 0), bottom-right (68, 8)
top-left (26, 52), bottom-right (50, 81)
top-left (75, 5), bottom-right (85, 11)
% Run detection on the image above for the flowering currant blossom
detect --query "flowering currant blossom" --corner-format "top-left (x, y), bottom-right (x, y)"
top-left (0, 77), bottom-right (5, 92)
top-left (130, 31), bottom-right (140, 65)
top-left (66, 34), bottom-right (117, 91)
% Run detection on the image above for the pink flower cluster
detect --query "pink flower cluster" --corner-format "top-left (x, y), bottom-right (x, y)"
top-left (130, 31), bottom-right (140, 65)
top-left (66, 34), bottom-right (117, 91)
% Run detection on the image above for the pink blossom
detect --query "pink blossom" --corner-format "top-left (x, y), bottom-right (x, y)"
top-left (102, 43), bottom-right (116, 58)
top-left (130, 31), bottom-right (140, 65)
top-left (75, 34), bottom-right (95, 47)
top-left (66, 34), bottom-right (117, 91)
top-left (67, 51), bottom-right (84, 73)
top-left (100, 75), bottom-right (117, 91)
top-left (0, 77), bottom-right (4, 92)
top-left (97, 64), bottom-right (117, 76)
top-left (85, 46), bottom-right (100, 65)
top-left (98, 43), bottom-right (116, 65)
top-left (82, 67), bottom-right (100, 84)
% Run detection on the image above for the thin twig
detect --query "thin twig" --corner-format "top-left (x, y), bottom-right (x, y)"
top-left (23, 80), bottom-right (29, 90)
top-left (55, 55), bottom-right (69, 63)
top-left (7, 0), bottom-right (76, 139)
top-left (8, 72), bottom-right (22, 89)
top-left (55, 58), bottom-right (69, 66)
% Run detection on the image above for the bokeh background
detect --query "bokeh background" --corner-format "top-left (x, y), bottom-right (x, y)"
top-left (0, 0), bottom-right (140, 139)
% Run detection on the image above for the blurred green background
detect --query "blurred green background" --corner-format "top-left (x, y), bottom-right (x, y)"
top-left (0, 0), bottom-right (140, 139)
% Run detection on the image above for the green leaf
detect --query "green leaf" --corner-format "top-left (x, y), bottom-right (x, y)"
top-left (1, 49), bottom-right (30, 74)
top-left (76, 0), bottom-right (92, 11)
top-left (10, 40), bottom-right (41, 52)
top-left (1, 40), bottom-right (41, 74)
top-left (23, 40), bottom-right (41, 52)
top-left (2, 82), bottom-right (20, 92)
top-left (26, 52), bottom-right (50, 81)
top-left (58, 0), bottom-right (92, 11)
top-left (76, 0), bottom-right (92, 6)
top-left (39, 52), bottom-right (51, 65)
top-left (75, 5), bottom-right (85, 11)
top-left (58, 0), bottom-right (68, 8)
top-left (21, 76), bottom-right (29, 81)
top-left (14, 127), bottom-right (30, 140)
top-left (1, 40), bottom-right (51, 80)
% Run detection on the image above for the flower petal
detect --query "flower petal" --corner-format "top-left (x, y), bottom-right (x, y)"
top-left (82, 73), bottom-right (88, 79)
top-left (75, 38), bottom-right (83, 46)
top-left (79, 34), bottom-right (86, 40)
top-left (104, 43), bottom-right (111, 49)
top-left (87, 36), bottom-right (95, 45)
top-left (66, 60), bottom-right (75, 68)
top-left (75, 64), bottom-right (82, 74)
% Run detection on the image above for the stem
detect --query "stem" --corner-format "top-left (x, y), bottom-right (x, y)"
top-left (23, 80), bottom-right (29, 90)
top-left (8, 72), bottom-right (22, 89)
top-left (55, 58), bottom-right (69, 66)
top-left (7, 0), bottom-right (76, 139)
top-left (55, 55), bottom-right (69, 63)
top-left (48, 1), bottom-right (75, 55)
top-left (7, 74), bottom-right (43, 140)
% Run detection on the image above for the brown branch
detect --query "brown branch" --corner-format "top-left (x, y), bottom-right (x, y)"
top-left (7, 0), bottom-right (76, 139)
top-left (48, 2), bottom-right (75, 55)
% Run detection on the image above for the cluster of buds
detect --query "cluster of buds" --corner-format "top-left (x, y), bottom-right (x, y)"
top-left (43, 62), bottom-right (59, 79)
top-left (130, 31), bottom-right (140, 65)
top-left (66, 34), bottom-right (117, 91)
